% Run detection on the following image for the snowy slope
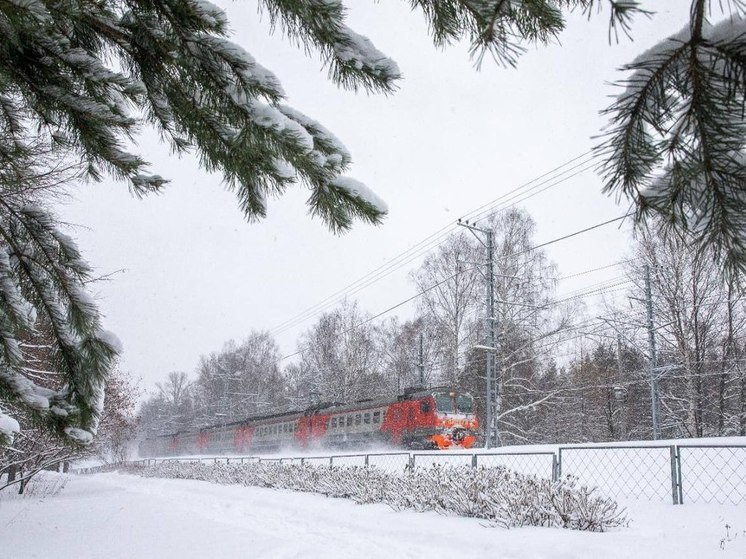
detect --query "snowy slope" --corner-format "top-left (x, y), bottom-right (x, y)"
top-left (1, 472), bottom-right (744, 559)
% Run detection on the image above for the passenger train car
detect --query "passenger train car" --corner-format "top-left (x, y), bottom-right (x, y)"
top-left (139, 387), bottom-right (479, 457)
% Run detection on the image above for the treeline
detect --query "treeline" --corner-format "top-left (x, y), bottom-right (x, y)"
top-left (139, 209), bottom-right (746, 444)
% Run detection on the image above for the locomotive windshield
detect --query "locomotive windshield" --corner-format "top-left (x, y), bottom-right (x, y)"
top-left (433, 392), bottom-right (454, 413)
top-left (457, 394), bottom-right (473, 413)
top-left (433, 391), bottom-right (474, 414)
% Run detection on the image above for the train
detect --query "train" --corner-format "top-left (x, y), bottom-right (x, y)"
top-left (139, 386), bottom-right (479, 457)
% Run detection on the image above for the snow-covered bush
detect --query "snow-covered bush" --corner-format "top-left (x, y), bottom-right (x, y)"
top-left (126, 461), bottom-right (627, 532)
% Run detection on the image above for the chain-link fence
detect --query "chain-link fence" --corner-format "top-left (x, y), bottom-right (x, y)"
top-left (477, 452), bottom-right (557, 480)
top-left (330, 454), bottom-right (367, 468)
top-left (77, 444), bottom-right (746, 505)
top-left (412, 452), bottom-right (473, 469)
top-left (297, 456), bottom-right (331, 467)
top-left (677, 445), bottom-right (746, 504)
top-left (558, 445), bottom-right (678, 503)
top-left (365, 452), bottom-right (410, 473)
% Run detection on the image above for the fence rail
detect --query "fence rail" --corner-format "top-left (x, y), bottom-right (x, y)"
top-left (76, 444), bottom-right (746, 505)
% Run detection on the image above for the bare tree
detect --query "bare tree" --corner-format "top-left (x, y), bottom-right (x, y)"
top-left (295, 299), bottom-right (385, 403)
top-left (194, 332), bottom-right (285, 424)
top-left (610, 225), bottom-right (746, 438)
top-left (411, 233), bottom-right (481, 384)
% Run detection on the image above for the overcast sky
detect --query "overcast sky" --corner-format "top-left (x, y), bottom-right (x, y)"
top-left (58, 0), bottom-right (694, 396)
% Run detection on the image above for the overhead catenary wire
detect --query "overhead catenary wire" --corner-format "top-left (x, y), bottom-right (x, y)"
top-left (271, 158), bottom-right (598, 336)
top-left (556, 260), bottom-right (631, 281)
top-left (278, 214), bottom-right (631, 363)
top-left (270, 151), bottom-right (601, 337)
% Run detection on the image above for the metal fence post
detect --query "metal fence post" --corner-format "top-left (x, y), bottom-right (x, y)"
top-left (556, 448), bottom-right (563, 480)
top-left (409, 454), bottom-right (415, 472)
top-left (675, 446), bottom-right (684, 504)
top-left (365, 454), bottom-right (369, 468)
top-left (551, 453), bottom-right (558, 482)
top-left (669, 446), bottom-right (679, 505)
top-left (472, 454), bottom-right (478, 468)
top-left (300, 457), bottom-right (305, 466)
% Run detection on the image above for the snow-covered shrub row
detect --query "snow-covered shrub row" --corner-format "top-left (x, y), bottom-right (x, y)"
top-left (125, 461), bottom-right (627, 531)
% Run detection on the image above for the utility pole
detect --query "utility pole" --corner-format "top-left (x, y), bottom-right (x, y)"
top-left (644, 264), bottom-right (661, 440)
top-left (616, 333), bottom-right (627, 440)
top-left (457, 219), bottom-right (498, 448)
top-left (418, 332), bottom-right (425, 387)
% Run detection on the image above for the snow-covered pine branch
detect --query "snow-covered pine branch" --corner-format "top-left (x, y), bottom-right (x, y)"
top-left (598, 14), bottom-right (746, 280)
top-left (1, 0), bottom-right (389, 232)
top-left (0, 174), bottom-right (120, 447)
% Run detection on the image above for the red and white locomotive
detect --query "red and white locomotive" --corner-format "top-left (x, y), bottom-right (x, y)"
top-left (139, 387), bottom-right (479, 457)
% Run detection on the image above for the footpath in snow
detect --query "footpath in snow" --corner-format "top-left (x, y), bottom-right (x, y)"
top-left (1, 472), bottom-right (744, 559)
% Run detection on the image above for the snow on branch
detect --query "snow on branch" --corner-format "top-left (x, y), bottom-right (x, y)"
top-left (259, 0), bottom-right (400, 92)
top-left (331, 26), bottom-right (401, 80)
top-left (331, 177), bottom-right (389, 216)
top-left (0, 410), bottom-right (20, 445)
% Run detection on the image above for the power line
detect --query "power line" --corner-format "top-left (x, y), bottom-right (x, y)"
top-left (278, 214), bottom-right (630, 363)
top-left (270, 151), bottom-right (600, 336)
top-left (557, 260), bottom-right (631, 281)
top-left (458, 150), bottom-right (594, 223)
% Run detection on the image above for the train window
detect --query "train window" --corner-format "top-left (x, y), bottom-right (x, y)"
top-left (355, 414), bottom-right (361, 425)
top-left (331, 417), bottom-right (337, 428)
top-left (346, 416), bottom-right (353, 427)
top-left (434, 391), bottom-right (455, 413)
top-left (457, 394), bottom-right (474, 413)
top-left (373, 411), bottom-right (381, 424)
top-left (420, 401), bottom-right (431, 413)
top-left (363, 413), bottom-right (371, 424)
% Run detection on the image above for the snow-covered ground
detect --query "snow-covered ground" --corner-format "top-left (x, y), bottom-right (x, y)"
top-left (1, 471), bottom-right (744, 559)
